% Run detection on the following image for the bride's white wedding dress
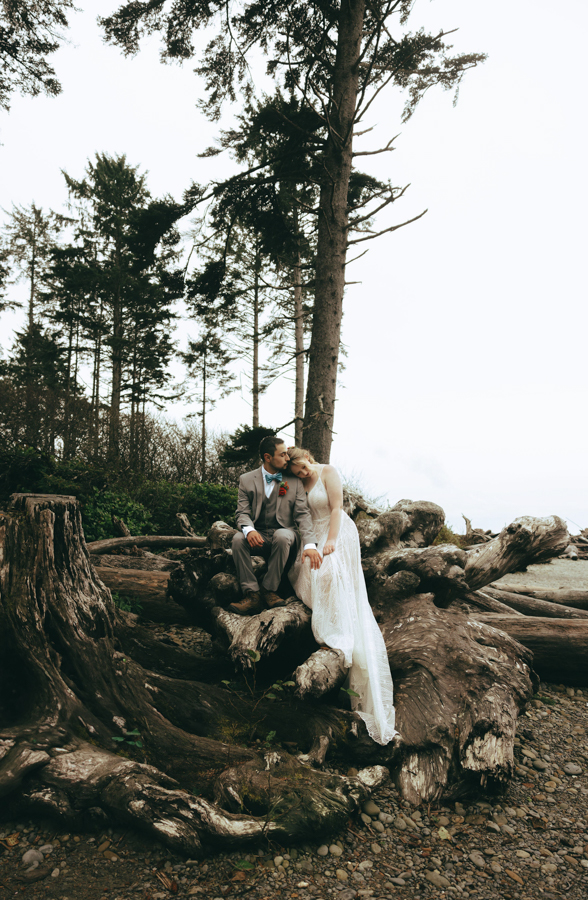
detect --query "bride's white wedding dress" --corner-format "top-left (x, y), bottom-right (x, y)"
top-left (289, 465), bottom-right (398, 745)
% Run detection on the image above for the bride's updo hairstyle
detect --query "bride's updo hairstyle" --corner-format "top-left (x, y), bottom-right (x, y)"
top-left (286, 446), bottom-right (316, 470)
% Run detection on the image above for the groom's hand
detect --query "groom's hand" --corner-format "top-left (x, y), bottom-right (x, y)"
top-left (302, 548), bottom-right (322, 570)
top-left (247, 530), bottom-right (265, 548)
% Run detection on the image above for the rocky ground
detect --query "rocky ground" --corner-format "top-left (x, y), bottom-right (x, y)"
top-left (2, 560), bottom-right (587, 900)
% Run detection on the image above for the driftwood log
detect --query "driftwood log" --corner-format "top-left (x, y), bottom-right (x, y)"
top-left (1, 489), bottom-right (579, 853)
top-left (87, 535), bottom-right (206, 554)
top-left (167, 501), bottom-right (573, 807)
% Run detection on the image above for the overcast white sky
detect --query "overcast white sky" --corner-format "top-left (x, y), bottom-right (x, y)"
top-left (1, 0), bottom-right (587, 533)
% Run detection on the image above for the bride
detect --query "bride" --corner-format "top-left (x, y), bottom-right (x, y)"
top-left (287, 447), bottom-right (398, 746)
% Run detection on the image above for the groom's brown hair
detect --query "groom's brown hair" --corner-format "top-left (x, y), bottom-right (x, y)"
top-left (259, 435), bottom-right (284, 460)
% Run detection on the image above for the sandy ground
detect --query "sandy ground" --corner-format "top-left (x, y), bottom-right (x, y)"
top-left (494, 558), bottom-right (588, 592)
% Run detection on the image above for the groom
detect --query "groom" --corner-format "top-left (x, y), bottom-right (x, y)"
top-left (229, 435), bottom-right (322, 615)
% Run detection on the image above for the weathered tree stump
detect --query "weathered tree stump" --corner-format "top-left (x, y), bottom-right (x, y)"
top-left (0, 494), bottom-right (390, 853)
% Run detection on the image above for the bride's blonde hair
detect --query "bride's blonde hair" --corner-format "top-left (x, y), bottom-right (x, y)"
top-left (287, 446), bottom-right (316, 467)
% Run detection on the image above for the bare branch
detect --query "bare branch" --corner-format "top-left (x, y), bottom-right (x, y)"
top-left (347, 209), bottom-right (427, 245)
top-left (353, 134), bottom-right (400, 157)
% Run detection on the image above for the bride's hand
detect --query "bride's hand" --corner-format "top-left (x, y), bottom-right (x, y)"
top-left (323, 540), bottom-right (336, 556)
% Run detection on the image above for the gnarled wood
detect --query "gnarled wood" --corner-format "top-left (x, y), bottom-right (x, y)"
top-left (177, 512), bottom-right (197, 537)
top-left (464, 516), bottom-right (570, 590)
top-left (376, 593), bottom-right (534, 804)
top-left (294, 648), bottom-right (348, 699)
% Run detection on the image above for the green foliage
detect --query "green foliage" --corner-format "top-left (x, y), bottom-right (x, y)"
top-left (432, 524), bottom-right (465, 549)
top-left (112, 727), bottom-right (142, 748)
top-left (132, 479), bottom-right (238, 535)
top-left (0, 447), bottom-right (237, 538)
top-left (81, 487), bottom-right (153, 543)
top-left (111, 591), bottom-right (143, 615)
top-left (220, 424), bottom-right (277, 470)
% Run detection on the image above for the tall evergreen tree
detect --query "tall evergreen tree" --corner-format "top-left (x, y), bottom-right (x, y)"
top-left (182, 330), bottom-right (235, 480)
top-left (102, 0), bottom-right (485, 461)
top-left (2, 203), bottom-right (67, 331)
top-left (62, 154), bottom-right (184, 465)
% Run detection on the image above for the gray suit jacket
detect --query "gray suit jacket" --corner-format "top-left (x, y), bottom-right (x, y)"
top-left (235, 467), bottom-right (317, 546)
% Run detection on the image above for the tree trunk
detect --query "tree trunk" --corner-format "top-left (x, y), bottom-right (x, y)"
top-left (90, 553), bottom-right (177, 572)
top-left (464, 516), bottom-right (569, 590)
top-left (479, 585), bottom-right (588, 619)
top-left (293, 212), bottom-right (304, 447)
top-left (94, 566), bottom-right (170, 603)
top-left (252, 247), bottom-right (260, 428)
top-left (303, 0), bottom-right (366, 462)
top-left (492, 584), bottom-right (588, 608)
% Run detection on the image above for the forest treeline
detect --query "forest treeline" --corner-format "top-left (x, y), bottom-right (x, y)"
top-left (0, 150), bottom-right (315, 479)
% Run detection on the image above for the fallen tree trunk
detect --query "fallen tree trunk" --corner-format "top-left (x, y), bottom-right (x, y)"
top-left (90, 553), bottom-right (178, 572)
top-left (377, 592), bottom-right (534, 804)
top-left (492, 583), bottom-right (588, 608)
top-left (463, 516), bottom-right (570, 590)
top-left (95, 566), bottom-right (170, 602)
top-left (473, 615), bottom-right (588, 686)
top-left (480, 585), bottom-right (588, 619)
top-left (87, 535), bottom-right (206, 554)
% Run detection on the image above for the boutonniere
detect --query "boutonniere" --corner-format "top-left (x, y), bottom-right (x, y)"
top-left (279, 481), bottom-right (289, 496)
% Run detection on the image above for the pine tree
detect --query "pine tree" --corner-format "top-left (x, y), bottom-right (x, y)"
top-left (102, 0), bottom-right (485, 460)
top-left (181, 330), bottom-right (235, 480)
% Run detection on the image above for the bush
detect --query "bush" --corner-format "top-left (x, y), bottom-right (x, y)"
top-left (82, 487), bottom-right (153, 543)
top-left (432, 524), bottom-right (465, 548)
top-left (0, 447), bottom-right (238, 539)
top-left (133, 480), bottom-right (238, 536)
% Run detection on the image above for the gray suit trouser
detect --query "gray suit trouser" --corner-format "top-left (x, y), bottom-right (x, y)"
top-left (232, 528), bottom-right (297, 594)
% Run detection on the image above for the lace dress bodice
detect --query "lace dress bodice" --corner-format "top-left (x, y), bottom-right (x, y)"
top-left (289, 466), bottom-right (397, 745)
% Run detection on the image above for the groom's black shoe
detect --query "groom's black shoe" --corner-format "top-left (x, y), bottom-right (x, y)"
top-left (261, 588), bottom-right (287, 609)
top-left (228, 591), bottom-right (262, 616)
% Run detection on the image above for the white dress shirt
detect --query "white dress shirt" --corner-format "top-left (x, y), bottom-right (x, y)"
top-left (242, 467), bottom-right (316, 550)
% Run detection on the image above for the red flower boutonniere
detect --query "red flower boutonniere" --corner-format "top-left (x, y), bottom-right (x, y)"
top-left (279, 481), bottom-right (289, 497)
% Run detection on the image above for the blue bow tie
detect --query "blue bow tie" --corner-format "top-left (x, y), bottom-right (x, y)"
top-left (265, 471), bottom-right (283, 484)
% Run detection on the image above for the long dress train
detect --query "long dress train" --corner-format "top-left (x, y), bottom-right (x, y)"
top-left (289, 466), bottom-right (397, 745)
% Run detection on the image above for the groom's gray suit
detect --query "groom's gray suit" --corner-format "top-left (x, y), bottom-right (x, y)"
top-left (232, 467), bottom-right (317, 594)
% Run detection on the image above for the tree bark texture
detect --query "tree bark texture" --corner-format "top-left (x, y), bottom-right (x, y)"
top-left (303, 0), bottom-right (366, 462)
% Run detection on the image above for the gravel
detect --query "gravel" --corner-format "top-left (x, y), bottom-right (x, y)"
top-left (2, 679), bottom-right (588, 899)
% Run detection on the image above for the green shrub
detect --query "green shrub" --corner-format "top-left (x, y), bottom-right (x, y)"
top-left (133, 480), bottom-right (238, 535)
top-left (82, 488), bottom-right (153, 543)
top-left (432, 524), bottom-right (465, 548)
top-left (0, 447), bottom-right (237, 539)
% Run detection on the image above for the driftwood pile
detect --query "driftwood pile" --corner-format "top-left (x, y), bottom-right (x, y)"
top-left (0, 491), bottom-right (585, 856)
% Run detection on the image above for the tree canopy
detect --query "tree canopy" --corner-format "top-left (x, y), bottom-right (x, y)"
top-left (0, 0), bottom-right (75, 109)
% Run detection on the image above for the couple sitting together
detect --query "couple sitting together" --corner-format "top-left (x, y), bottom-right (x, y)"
top-left (230, 435), bottom-right (398, 746)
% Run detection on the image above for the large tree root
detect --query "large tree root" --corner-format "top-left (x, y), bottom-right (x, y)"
top-left (377, 592), bottom-right (534, 804)
top-left (0, 494), bottom-right (389, 853)
top-left (8, 741), bottom-right (388, 854)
